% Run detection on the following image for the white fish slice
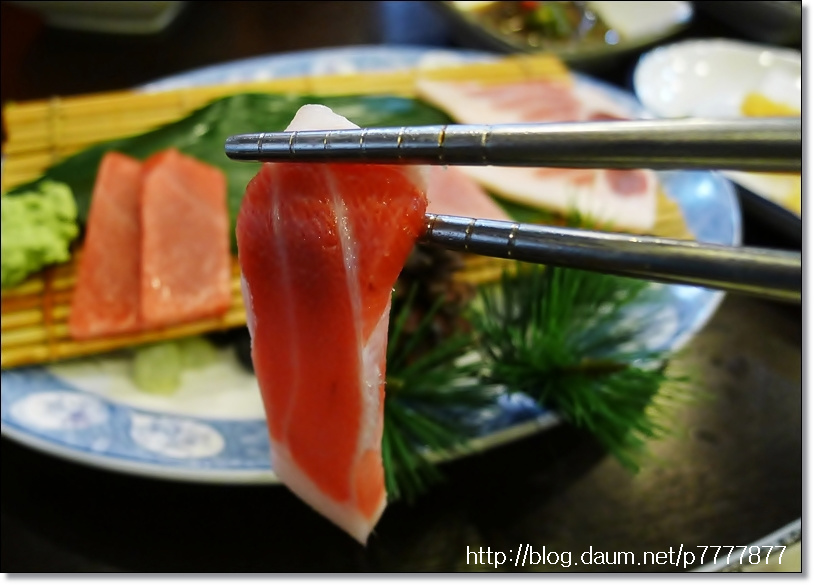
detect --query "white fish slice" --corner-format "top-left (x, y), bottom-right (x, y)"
top-left (415, 77), bottom-right (659, 232)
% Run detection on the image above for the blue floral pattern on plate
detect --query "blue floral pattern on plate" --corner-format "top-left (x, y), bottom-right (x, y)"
top-left (0, 46), bottom-right (740, 483)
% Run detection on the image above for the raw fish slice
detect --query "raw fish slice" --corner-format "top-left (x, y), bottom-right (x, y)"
top-left (459, 165), bottom-right (657, 231)
top-left (417, 79), bottom-right (587, 125)
top-left (417, 78), bottom-right (659, 232)
top-left (237, 105), bottom-right (428, 544)
top-left (140, 149), bottom-right (231, 328)
top-left (426, 166), bottom-right (511, 222)
top-left (69, 152), bottom-right (143, 339)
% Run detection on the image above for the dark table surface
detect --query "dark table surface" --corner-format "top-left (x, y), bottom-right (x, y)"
top-left (1, 0), bottom-right (803, 573)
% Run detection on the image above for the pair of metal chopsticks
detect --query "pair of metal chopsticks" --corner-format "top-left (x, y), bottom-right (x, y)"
top-left (224, 118), bottom-right (802, 303)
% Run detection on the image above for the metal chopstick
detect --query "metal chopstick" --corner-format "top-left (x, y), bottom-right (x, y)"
top-left (225, 118), bottom-right (801, 172)
top-left (420, 214), bottom-right (801, 303)
top-left (223, 119), bottom-right (801, 301)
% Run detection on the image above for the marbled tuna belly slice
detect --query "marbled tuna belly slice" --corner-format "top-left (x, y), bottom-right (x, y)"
top-left (417, 77), bottom-right (659, 233)
top-left (140, 149), bottom-right (231, 328)
top-left (69, 152), bottom-right (143, 340)
top-left (236, 105), bottom-right (428, 543)
top-left (426, 166), bottom-right (512, 222)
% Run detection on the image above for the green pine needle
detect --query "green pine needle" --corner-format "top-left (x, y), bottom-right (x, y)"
top-left (382, 261), bottom-right (697, 501)
top-left (470, 264), bottom-right (684, 471)
top-left (383, 284), bottom-right (497, 502)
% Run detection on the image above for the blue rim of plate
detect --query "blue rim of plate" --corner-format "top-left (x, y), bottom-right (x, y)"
top-left (0, 46), bottom-right (741, 484)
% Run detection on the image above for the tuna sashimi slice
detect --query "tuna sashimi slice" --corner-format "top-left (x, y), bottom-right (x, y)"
top-left (69, 152), bottom-right (143, 340)
top-left (140, 149), bottom-right (231, 328)
top-left (237, 105), bottom-right (428, 543)
top-left (417, 78), bottom-right (659, 232)
top-left (426, 166), bottom-right (511, 222)
top-left (460, 165), bottom-right (658, 231)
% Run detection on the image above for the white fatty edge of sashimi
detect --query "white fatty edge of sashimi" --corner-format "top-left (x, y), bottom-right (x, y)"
top-left (240, 275), bottom-right (256, 339)
top-left (285, 104), bottom-right (429, 191)
top-left (260, 299), bottom-right (390, 546)
top-left (323, 160), bottom-right (388, 543)
top-left (269, 432), bottom-right (387, 545)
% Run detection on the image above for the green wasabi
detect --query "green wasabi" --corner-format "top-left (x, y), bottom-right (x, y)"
top-left (132, 342), bottom-right (183, 395)
top-left (1, 181), bottom-right (79, 288)
top-left (131, 337), bottom-right (219, 395)
top-left (177, 337), bottom-right (219, 369)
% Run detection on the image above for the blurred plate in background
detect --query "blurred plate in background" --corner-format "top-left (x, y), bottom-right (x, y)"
top-left (1, 47), bottom-right (740, 484)
top-left (10, 1), bottom-right (187, 35)
top-left (634, 38), bottom-right (801, 244)
top-left (432, 1), bottom-right (693, 71)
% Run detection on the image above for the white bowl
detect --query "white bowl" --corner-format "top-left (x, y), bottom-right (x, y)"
top-left (633, 38), bottom-right (801, 119)
top-left (633, 39), bottom-right (802, 221)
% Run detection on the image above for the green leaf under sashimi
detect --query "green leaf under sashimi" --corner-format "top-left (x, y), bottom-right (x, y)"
top-left (5, 93), bottom-right (453, 253)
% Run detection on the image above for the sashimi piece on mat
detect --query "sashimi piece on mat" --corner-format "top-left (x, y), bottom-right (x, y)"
top-left (417, 77), bottom-right (659, 233)
top-left (69, 152), bottom-right (144, 340)
top-left (140, 149), bottom-right (231, 328)
top-left (237, 105), bottom-right (428, 544)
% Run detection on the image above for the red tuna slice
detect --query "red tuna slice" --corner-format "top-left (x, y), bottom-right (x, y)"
top-left (426, 166), bottom-right (512, 222)
top-left (140, 149), bottom-right (231, 328)
top-left (236, 104), bottom-right (428, 544)
top-left (69, 152), bottom-right (144, 340)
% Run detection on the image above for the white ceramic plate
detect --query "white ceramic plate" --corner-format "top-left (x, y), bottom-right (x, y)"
top-left (1, 46), bottom-right (740, 483)
top-left (633, 39), bottom-right (802, 220)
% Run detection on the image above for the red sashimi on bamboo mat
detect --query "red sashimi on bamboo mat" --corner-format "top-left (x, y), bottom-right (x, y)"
top-left (140, 149), bottom-right (231, 328)
top-left (69, 152), bottom-right (145, 340)
top-left (69, 149), bottom-right (231, 340)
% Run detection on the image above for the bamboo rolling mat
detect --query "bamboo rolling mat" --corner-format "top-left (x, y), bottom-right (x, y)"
top-left (1, 54), bottom-right (691, 369)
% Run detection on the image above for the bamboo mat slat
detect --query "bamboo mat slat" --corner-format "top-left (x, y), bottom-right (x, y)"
top-left (2, 56), bottom-right (569, 173)
top-left (1, 54), bottom-right (691, 369)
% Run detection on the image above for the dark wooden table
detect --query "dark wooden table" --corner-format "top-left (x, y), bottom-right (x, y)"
top-left (1, 0), bottom-right (802, 573)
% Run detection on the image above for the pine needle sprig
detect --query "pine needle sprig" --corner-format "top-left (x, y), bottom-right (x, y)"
top-left (383, 284), bottom-right (498, 502)
top-left (382, 258), bottom-right (696, 499)
top-left (470, 264), bottom-right (686, 471)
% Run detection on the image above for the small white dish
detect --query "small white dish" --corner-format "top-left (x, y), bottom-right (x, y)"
top-left (633, 39), bottom-right (801, 220)
top-left (587, 1), bottom-right (693, 41)
top-left (633, 38), bottom-right (801, 118)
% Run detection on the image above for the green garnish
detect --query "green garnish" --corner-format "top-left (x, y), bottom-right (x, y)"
top-left (528, 2), bottom-right (574, 38)
top-left (471, 265), bottom-right (688, 471)
top-left (177, 337), bottom-right (219, 369)
top-left (1, 181), bottom-right (79, 288)
top-left (132, 342), bottom-right (183, 395)
top-left (382, 263), bottom-right (692, 499)
top-left (131, 337), bottom-right (220, 394)
top-left (383, 284), bottom-right (496, 502)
